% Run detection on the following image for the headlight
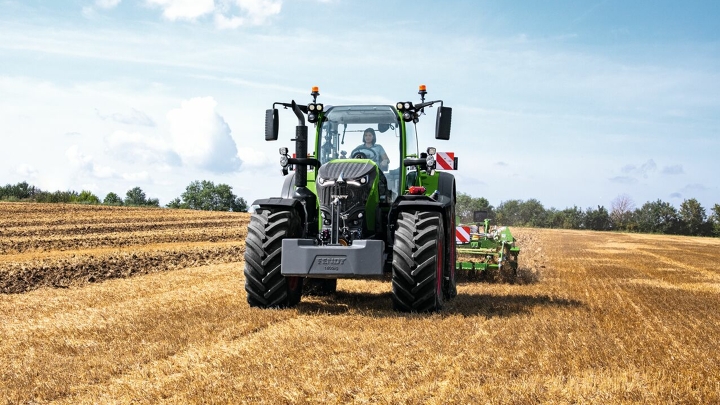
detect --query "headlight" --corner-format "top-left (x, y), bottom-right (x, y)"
top-left (316, 104), bottom-right (323, 111)
top-left (427, 147), bottom-right (436, 155)
top-left (426, 155), bottom-right (435, 167)
top-left (360, 176), bottom-right (367, 184)
top-left (318, 177), bottom-right (325, 185)
top-left (308, 103), bottom-right (315, 111)
top-left (280, 155), bottom-right (289, 167)
top-left (279, 147), bottom-right (288, 155)
top-left (403, 102), bottom-right (411, 110)
top-left (396, 102), bottom-right (404, 110)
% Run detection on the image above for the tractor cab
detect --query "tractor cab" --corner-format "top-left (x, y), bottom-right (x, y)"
top-left (318, 105), bottom-right (418, 203)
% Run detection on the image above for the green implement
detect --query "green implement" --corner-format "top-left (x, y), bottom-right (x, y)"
top-left (456, 211), bottom-right (520, 279)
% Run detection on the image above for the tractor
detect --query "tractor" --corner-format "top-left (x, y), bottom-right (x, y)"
top-left (244, 85), bottom-right (457, 312)
top-left (455, 210), bottom-right (520, 281)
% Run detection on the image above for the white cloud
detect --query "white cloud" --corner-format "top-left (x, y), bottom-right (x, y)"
top-left (105, 130), bottom-right (181, 166)
top-left (621, 159), bottom-right (657, 179)
top-left (122, 171), bottom-right (151, 182)
top-left (97, 108), bottom-right (156, 127)
top-left (167, 97), bottom-right (242, 173)
top-left (145, 0), bottom-right (281, 27)
top-left (236, 146), bottom-right (271, 169)
top-left (96, 0), bottom-right (122, 9)
top-left (146, 0), bottom-right (215, 21)
top-left (66, 145), bottom-right (117, 179)
top-left (15, 164), bottom-right (38, 178)
top-left (661, 165), bottom-right (684, 175)
top-left (66, 145), bottom-right (95, 172)
top-left (229, 0), bottom-right (282, 26)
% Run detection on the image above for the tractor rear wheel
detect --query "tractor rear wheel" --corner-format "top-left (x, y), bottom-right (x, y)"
top-left (443, 205), bottom-right (458, 299)
top-left (392, 211), bottom-right (445, 312)
top-left (244, 209), bottom-right (304, 308)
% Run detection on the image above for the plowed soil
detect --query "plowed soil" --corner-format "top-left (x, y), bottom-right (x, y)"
top-left (0, 203), bottom-right (248, 293)
top-left (1, 202), bottom-right (719, 404)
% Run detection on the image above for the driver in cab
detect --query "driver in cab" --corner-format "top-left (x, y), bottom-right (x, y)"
top-left (352, 128), bottom-right (390, 171)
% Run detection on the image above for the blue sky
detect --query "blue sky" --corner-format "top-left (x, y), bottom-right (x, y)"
top-left (1, 0), bottom-right (718, 211)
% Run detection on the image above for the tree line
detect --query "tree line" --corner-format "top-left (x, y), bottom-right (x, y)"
top-left (3, 181), bottom-right (718, 236)
top-left (456, 193), bottom-right (720, 237)
top-left (0, 181), bottom-right (247, 212)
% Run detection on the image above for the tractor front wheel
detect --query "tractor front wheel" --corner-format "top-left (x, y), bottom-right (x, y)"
top-left (392, 211), bottom-right (445, 312)
top-left (244, 209), bottom-right (304, 308)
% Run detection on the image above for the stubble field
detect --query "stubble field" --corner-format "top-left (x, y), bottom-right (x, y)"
top-left (1, 202), bottom-right (719, 404)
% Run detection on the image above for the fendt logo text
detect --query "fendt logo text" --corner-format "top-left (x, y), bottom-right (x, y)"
top-left (316, 257), bottom-right (347, 265)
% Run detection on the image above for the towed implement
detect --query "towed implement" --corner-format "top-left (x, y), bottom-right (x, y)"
top-left (455, 210), bottom-right (520, 280)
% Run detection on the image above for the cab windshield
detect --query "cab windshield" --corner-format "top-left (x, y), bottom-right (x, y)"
top-left (318, 105), bottom-right (402, 200)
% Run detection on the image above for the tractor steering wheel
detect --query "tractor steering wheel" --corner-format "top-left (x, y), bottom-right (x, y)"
top-left (350, 147), bottom-right (377, 162)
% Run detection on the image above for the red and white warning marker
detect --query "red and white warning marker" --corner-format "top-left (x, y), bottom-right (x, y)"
top-left (436, 152), bottom-right (455, 170)
top-left (456, 226), bottom-right (471, 244)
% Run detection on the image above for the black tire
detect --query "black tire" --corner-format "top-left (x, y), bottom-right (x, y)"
top-left (392, 211), bottom-right (445, 312)
top-left (244, 210), bottom-right (304, 308)
top-left (443, 204), bottom-right (458, 299)
top-left (303, 278), bottom-right (337, 296)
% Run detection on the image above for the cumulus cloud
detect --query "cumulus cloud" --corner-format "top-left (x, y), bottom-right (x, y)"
top-left (66, 145), bottom-right (117, 179)
top-left (145, 0), bottom-right (215, 20)
top-left (15, 164), bottom-right (38, 178)
top-left (236, 146), bottom-right (272, 169)
top-left (609, 176), bottom-right (638, 184)
top-left (96, 0), bottom-right (122, 9)
top-left (621, 159), bottom-right (656, 179)
top-left (167, 97), bottom-right (242, 173)
top-left (215, 0), bottom-right (282, 28)
top-left (82, 0), bottom-right (121, 18)
top-left (105, 130), bottom-right (181, 166)
top-left (661, 165), bottom-right (684, 175)
top-left (145, 0), bottom-right (281, 27)
top-left (97, 108), bottom-right (155, 127)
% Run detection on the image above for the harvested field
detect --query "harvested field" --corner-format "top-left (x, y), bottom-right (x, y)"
top-left (1, 202), bottom-right (720, 404)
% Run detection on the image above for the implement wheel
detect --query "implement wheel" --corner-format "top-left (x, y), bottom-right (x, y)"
top-left (391, 211), bottom-right (445, 312)
top-left (244, 210), bottom-right (304, 308)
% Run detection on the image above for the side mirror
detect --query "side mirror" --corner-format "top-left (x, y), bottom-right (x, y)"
top-left (435, 106), bottom-right (452, 140)
top-left (265, 109), bottom-right (279, 141)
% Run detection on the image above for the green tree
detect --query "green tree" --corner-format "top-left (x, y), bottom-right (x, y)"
top-left (561, 206), bottom-right (585, 229)
top-left (170, 180), bottom-right (247, 212)
top-left (518, 198), bottom-right (547, 227)
top-left (124, 187), bottom-right (147, 206)
top-left (166, 197), bottom-right (183, 209)
top-left (678, 198), bottom-right (707, 236)
top-left (634, 199), bottom-right (681, 234)
top-left (584, 205), bottom-right (611, 231)
top-left (709, 204), bottom-right (720, 237)
top-left (103, 192), bottom-right (124, 206)
top-left (496, 199), bottom-right (522, 226)
top-left (0, 181), bottom-right (38, 201)
top-left (456, 192), bottom-right (493, 224)
top-left (75, 190), bottom-right (100, 204)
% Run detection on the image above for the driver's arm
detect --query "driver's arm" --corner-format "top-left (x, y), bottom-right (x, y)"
top-left (378, 146), bottom-right (390, 167)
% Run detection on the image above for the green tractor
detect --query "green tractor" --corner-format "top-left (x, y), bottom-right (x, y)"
top-left (244, 85), bottom-right (457, 312)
